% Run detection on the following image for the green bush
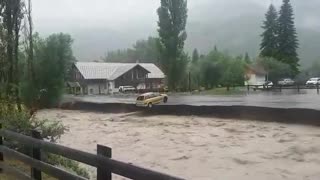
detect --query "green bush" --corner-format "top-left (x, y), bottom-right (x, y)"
top-left (0, 100), bottom-right (89, 178)
top-left (0, 101), bottom-right (65, 140)
top-left (47, 154), bottom-right (90, 179)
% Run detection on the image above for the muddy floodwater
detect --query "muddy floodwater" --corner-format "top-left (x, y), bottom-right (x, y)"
top-left (36, 109), bottom-right (320, 180)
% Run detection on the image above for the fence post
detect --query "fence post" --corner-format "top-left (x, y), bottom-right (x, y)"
top-left (0, 124), bottom-right (3, 173)
top-left (31, 130), bottom-right (42, 180)
top-left (297, 84), bottom-right (300, 93)
top-left (97, 144), bottom-right (112, 180)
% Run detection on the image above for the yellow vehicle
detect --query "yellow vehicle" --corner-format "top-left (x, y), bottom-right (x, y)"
top-left (136, 92), bottom-right (168, 108)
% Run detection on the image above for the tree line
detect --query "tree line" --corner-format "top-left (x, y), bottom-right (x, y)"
top-left (0, 0), bottom-right (75, 109)
top-left (103, 37), bottom-right (161, 64)
top-left (104, 0), bottom-right (303, 90)
top-left (0, 1), bottom-right (88, 177)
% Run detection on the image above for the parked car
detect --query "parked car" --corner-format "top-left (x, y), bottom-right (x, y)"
top-left (256, 81), bottom-right (273, 89)
top-left (119, 86), bottom-right (135, 93)
top-left (278, 78), bottom-right (295, 86)
top-left (306, 78), bottom-right (320, 86)
top-left (136, 92), bottom-right (168, 108)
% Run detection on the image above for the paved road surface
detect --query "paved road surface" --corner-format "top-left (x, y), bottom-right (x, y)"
top-left (65, 89), bottom-right (320, 110)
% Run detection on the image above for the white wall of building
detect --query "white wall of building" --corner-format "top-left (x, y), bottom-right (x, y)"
top-left (87, 82), bottom-right (108, 95)
top-left (137, 83), bottom-right (146, 90)
top-left (87, 83), bottom-right (100, 95)
top-left (245, 74), bottom-right (266, 85)
top-left (108, 81), bottom-right (119, 94)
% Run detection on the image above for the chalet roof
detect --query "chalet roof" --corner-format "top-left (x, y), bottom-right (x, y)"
top-left (66, 82), bottom-right (81, 88)
top-left (75, 62), bottom-right (164, 80)
top-left (138, 63), bottom-right (165, 79)
top-left (246, 64), bottom-right (267, 75)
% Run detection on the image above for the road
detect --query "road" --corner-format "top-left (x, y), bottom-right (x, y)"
top-left (64, 89), bottom-right (320, 110)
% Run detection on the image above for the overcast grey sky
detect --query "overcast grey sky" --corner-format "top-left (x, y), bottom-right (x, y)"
top-left (33, 0), bottom-right (284, 33)
top-left (32, 0), bottom-right (320, 63)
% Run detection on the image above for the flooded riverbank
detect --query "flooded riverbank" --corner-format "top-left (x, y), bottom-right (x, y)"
top-left (36, 109), bottom-right (320, 180)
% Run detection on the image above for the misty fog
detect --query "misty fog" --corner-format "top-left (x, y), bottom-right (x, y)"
top-left (33, 0), bottom-right (320, 66)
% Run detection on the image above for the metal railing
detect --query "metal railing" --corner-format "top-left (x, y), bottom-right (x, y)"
top-left (246, 84), bottom-right (320, 94)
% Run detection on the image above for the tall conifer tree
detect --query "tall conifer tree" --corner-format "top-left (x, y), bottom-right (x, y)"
top-left (278, 0), bottom-right (299, 74)
top-left (260, 4), bottom-right (278, 58)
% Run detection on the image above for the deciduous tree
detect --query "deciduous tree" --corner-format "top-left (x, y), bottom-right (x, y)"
top-left (21, 33), bottom-right (75, 108)
top-left (157, 0), bottom-right (188, 89)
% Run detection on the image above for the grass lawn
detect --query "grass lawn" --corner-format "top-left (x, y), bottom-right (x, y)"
top-left (0, 159), bottom-right (57, 180)
top-left (202, 87), bottom-right (246, 95)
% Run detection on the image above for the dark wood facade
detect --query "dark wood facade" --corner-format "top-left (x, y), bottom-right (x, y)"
top-left (114, 65), bottom-right (149, 88)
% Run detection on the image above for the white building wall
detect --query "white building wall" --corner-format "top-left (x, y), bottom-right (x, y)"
top-left (108, 81), bottom-right (119, 94)
top-left (87, 82), bottom-right (108, 95)
top-left (246, 74), bottom-right (266, 85)
top-left (87, 83), bottom-right (100, 95)
top-left (137, 83), bottom-right (146, 90)
top-left (256, 75), bottom-right (266, 84)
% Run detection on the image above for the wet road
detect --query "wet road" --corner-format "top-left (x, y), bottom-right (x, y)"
top-left (65, 89), bottom-right (320, 110)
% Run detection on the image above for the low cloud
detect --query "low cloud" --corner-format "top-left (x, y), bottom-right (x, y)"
top-left (33, 0), bottom-right (320, 63)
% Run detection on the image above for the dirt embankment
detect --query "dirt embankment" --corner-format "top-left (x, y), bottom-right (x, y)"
top-left (59, 101), bottom-right (320, 126)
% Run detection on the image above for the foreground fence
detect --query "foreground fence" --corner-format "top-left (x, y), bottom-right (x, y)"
top-left (0, 124), bottom-right (184, 180)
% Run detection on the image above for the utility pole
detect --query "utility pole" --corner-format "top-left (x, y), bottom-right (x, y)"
top-left (188, 72), bottom-right (191, 92)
